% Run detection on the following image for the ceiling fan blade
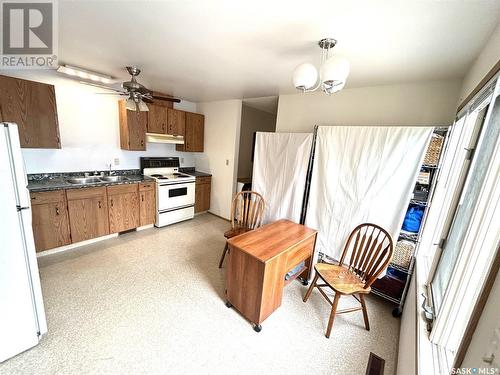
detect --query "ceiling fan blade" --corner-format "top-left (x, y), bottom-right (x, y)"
top-left (142, 97), bottom-right (154, 104)
top-left (95, 92), bottom-right (127, 96)
top-left (152, 95), bottom-right (181, 103)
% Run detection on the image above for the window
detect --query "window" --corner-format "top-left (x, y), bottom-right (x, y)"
top-left (417, 76), bottom-right (500, 372)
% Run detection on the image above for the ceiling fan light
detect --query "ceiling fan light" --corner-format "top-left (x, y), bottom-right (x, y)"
top-left (138, 100), bottom-right (149, 112)
top-left (292, 63), bottom-right (318, 91)
top-left (320, 56), bottom-right (350, 90)
top-left (125, 98), bottom-right (137, 111)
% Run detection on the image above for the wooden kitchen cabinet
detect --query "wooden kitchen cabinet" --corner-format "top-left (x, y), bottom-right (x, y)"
top-left (30, 191), bottom-right (71, 251)
top-left (195, 175), bottom-right (211, 213)
top-left (66, 187), bottom-right (110, 242)
top-left (167, 108), bottom-right (185, 136)
top-left (139, 182), bottom-right (156, 226)
top-left (118, 100), bottom-right (147, 150)
top-left (0, 75), bottom-right (60, 148)
top-left (176, 112), bottom-right (204, 152)
top-left (107, 184), bottom-right (140, 233)
top-left (147, 103), bottom-right (167, 134)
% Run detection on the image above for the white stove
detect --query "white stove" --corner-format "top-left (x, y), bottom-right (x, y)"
top-left (141, 157), bottom-right (196, 227)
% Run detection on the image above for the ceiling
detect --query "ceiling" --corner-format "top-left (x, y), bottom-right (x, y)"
top-left (58, 0), bottom-right (500, 102)
top-left (243, 97), bottom-right (279, 115)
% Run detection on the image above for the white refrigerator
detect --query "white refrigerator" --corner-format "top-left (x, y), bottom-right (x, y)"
top-left (0, 123), bottom-right (47, 362)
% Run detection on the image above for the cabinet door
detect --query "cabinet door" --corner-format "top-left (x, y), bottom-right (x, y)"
top-left (186, 113), bottom-right (204, 152)
top-left (139, 184), bottom-right (156, 226)
top-left (167, 108), bottom-right (185, 136)
top-left (195, 178), bottom-right (211, 213)
top-left (0, 75), bottom-right (60, 148)
top-left (118, 101), bottom-right (147, 151)
top-left (147, 104), bottom-right (167, 134)
top-left (30, 191), bottom-right (71, 251)
top-left (66, 187), bottom-right (109, 242)
top-left (107, 184), bottom-right (139, 233)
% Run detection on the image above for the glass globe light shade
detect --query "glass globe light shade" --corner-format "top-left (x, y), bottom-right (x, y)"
top-left (320, 56), bottom-right (350, 93)
top-left (292, 63), bottom-right (318, 91)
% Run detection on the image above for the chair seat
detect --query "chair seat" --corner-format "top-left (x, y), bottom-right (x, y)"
top-left (224, 227), bottom-right (251, 239)
top-left (314, 263), bottom-right (370, 295)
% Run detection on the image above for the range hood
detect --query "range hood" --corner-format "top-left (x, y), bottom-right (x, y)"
top-left (146, 133), bottom-right (184, 145)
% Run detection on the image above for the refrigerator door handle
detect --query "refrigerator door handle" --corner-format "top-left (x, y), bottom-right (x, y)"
top-left (3, 123), bottom-right (31, 209)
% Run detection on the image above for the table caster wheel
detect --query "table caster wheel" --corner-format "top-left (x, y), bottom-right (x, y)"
top-left (392, 307), bottom-right (402, 317)
top-left (225, 301), bottom-right (232, 308)
top-left (253, 324), bottom-right (262, 332)
top-left (301, 279), bottom-right (309, 286)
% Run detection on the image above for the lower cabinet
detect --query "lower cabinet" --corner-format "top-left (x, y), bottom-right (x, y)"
top-left (195, 176), bottom-right (211, 213)
top-left (66, 187), bottom-right (109, 243)
top-left (107, 184), bottom-right (140, 233)
top-left (30, 190), bottom-right (71, 252)
top-left (139, 182), bottom-right (156, 226)
top-left (30, 182), bottom-right (156, 251)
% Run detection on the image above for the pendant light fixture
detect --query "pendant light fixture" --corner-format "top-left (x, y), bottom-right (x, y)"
top-left (292, 38), bottom-right (350, 95)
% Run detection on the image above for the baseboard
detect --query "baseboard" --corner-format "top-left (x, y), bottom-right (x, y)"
top-left (36, 224), bottom-right (155, 257)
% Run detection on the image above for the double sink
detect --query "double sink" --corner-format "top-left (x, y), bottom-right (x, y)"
top-left (67, 175), bottom-right (129, 185)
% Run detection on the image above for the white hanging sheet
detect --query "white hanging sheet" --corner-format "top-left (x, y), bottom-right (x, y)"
top-left (252, 132), bottom-right (313, 224)
top-left (306, 126), bottom-right (433, 260)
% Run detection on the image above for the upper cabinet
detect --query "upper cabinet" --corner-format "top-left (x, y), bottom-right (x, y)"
top-left (176, 112), bottom-right (204, 152)
top-left (167, 108), bottom-right (185, 137)
top-left (119, 99), bottom-right (204, 152)
top-left (147, 103), bottom-right (167, 134)
top-left (0, 75), bottom-right (60, 148)
top-left (118, 100), bottom-right (147, 151)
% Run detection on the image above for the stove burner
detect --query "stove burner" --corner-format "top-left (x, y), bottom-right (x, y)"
top-left (151, 174), bottom-right (169, 180)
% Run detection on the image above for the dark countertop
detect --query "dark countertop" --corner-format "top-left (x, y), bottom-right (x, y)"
top-left (180, 167), bottom-right (212, 177)
top-left (27, 174), bottom-right (154, 192)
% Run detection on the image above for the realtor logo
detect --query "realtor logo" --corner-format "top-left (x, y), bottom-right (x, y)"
top-left (1, 0), bottom-right (58, 68)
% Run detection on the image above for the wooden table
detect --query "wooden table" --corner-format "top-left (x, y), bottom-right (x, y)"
top-left (225, 219), bottom-right (317, 331)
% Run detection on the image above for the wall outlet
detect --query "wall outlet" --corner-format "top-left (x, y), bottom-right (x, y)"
top-left (114, 158), bottom-right (120, 166)
top-left (180, 157), bottom-right (184, 164)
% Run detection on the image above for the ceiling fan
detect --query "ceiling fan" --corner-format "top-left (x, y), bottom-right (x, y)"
top-left (94, 66), bottom-right (180, 111)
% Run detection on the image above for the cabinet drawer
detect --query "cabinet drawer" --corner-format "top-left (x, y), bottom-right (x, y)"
top-left (196, 176), bottom-right (211, 184)
top-left (285, 235), bottom-right (315, 271)
top-left (107, 183), bottom-right (138, 195)
top-left (66, 186), bottom-right (107, 200)
top-left (139, 182), bottom-right (155, 191)
top-left (30, 190), bottom-right (66, 205)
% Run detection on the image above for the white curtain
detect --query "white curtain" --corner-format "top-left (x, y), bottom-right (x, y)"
top-left (306, 126), bottom-right (433, 260)
top-left (252, 132), bottom-right (313, 223)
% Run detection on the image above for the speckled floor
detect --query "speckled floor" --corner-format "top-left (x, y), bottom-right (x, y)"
top-left (0, 213), bottom-right (400, 375)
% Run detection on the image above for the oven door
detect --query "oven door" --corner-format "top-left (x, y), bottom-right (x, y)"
top-left (157, 181), bottom-right (195, 211)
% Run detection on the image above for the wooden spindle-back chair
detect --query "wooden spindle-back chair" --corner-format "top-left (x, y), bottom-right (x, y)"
top-left (218, 191), bottom-right (265, 268)
top-left (303, 223), bottom-right (394, 338)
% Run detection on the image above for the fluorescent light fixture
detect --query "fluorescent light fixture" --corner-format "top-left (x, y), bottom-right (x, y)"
top-left (57, 64), bottom-right (114, 84)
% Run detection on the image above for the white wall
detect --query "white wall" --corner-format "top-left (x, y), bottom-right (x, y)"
top-left (0, 70), bottom-right (197, 174)
top-left (459, 21), bottom-right (500, 104)
top-left (276, 79), bottom-right (461, 132)
top-left (195, 100), bottom-right (242, 220)
top-left (237, 105), bottom-right (276, 179)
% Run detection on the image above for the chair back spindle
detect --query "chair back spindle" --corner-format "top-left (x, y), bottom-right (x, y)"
top-left (230, 191), bottom-right (265, 231)
top-left (338, 223), bottom-right (394, 288)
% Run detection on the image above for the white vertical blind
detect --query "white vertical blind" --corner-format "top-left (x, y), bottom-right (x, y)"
top-left (306, 126), bottom-right (433, 260)
top-left (252, 132), bottom-right (313, 223)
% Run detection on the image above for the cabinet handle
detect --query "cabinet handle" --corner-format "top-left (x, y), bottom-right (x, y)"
top-left (55, 207), bottom-right (60, 216)
top-left (141, 194), bottom-right (144, 202)
top-left (110, 199), bottom-right (113, 207)
top-left (98, 200), bottom-right (102, 209)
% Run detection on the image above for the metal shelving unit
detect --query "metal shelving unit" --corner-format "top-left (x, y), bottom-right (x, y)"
top-left (372, 128), bottom-right (448, 317)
